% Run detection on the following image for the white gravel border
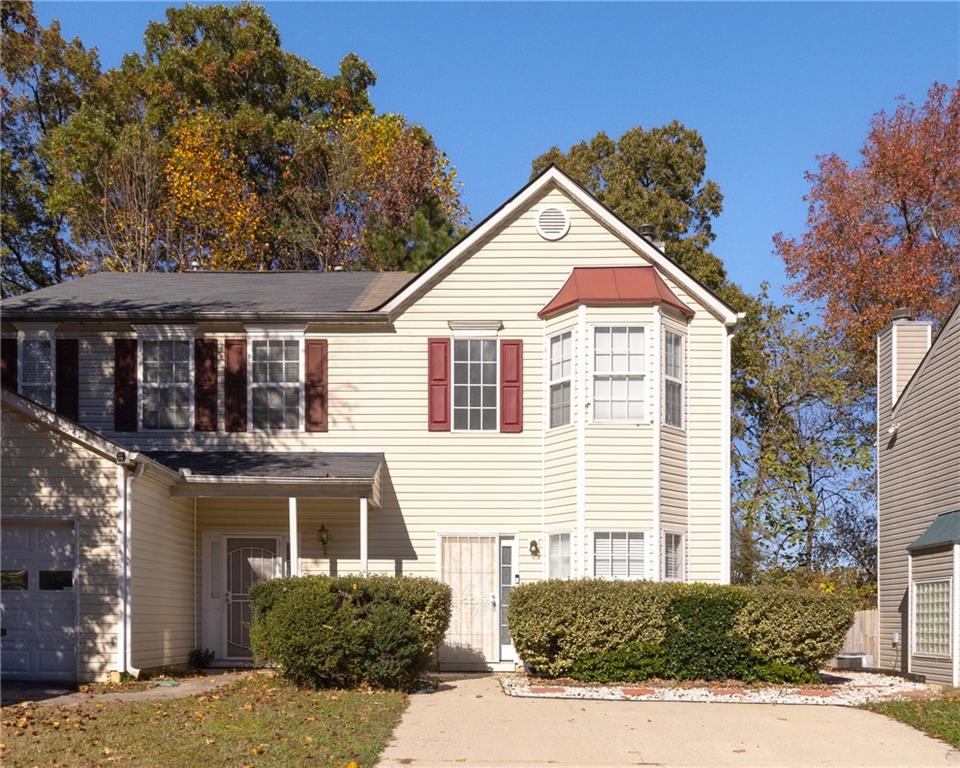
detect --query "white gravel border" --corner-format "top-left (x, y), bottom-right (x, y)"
top-left (500, 670), bottom-right (939, 706)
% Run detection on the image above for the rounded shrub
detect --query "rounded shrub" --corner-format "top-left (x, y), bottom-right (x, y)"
top-left (249, 575), bottom-right (451, 690)
top-left (508, 580), bottom-right (854, 682)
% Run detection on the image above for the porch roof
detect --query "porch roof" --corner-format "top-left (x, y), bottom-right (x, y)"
top-left (147, 451), bottom-right (383, 505)
top-left (907, 510), bottom-right (960, 553)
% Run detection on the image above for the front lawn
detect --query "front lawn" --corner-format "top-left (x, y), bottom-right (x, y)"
top-left (864, 692), bottom-right (960, 749)
top-left (1, 673), bottom-right (405, 768)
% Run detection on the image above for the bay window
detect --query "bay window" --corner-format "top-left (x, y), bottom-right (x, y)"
top-left (548, 331), bottom-right (572, 428)
top-left (548, 532), bottom-right (571, 579)
top-left (593, 531), bottom-right (645, 579)
top-left (452, 339), bottom-right (497, 431)
top-left (662, 530), bottom-right (685, 582)
top-left (663, 329), bottom-right (684, 428)
top-left (593, 327), bottom-right (644, 422)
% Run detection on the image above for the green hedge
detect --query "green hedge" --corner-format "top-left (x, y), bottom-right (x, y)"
top-left (249, 575), bottom-right (451, 690)
top-left (508, 580), bottom-right (854, 681)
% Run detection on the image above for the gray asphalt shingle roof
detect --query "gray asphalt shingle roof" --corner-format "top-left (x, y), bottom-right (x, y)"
top-left (907, 510), bottom-right (960, 552)
top-left (146, 451), bottom-right (384, 480)
top-left (0, 271), bottom-right (414, 320)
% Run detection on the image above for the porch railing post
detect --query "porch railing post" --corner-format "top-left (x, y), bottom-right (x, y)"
top-left (288, 497), bottom-right (300, 577)
top-left (360, 497), bottom-right (369, 576)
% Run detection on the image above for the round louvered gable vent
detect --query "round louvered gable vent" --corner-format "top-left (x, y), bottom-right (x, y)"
top-left (535, 206), bottom-right (570, 241)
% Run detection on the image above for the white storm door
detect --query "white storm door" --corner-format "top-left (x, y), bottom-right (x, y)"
top-left (498, 537), bottom-right (518, 661)
top-left (223, 537), bottom-right (281, 659)
top-left (439, 535), bottom-right (499, 668)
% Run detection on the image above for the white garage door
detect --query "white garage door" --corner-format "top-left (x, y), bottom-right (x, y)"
top-left (1, 521), bottom-right (78, 682)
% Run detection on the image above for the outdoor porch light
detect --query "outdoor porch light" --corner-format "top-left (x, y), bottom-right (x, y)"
top-left (528, 539), bottom-right (540, 558)
top-left (318, 524), bottom-right (330, 553)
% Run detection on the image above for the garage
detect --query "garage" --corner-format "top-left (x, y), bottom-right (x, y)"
top-left (1, 520), bottom-right (78, 682)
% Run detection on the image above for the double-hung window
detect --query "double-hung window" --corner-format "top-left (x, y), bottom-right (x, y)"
top-left (251, 338), bottom-right (302, 430)
top-left (452, 339), bottom-right (497, 431)
top-left (913, 580), bottom-right (951, 657)
top-left (593, 531), bottom-right (645, 579)
top-left (141, 339), bottom-right (192, 430)
top-left (548, 331), bottom-right (572, 428)
top-left (19, 333), bottom-right (54, 408)
top-left (593, 327), bottom-right (644, 422)
top-left (663, 329), bottom-right (684, 428)
top-left (662, 531), bottom-right (685, 582)
top-left (548, 532), bottom-right (571, 579)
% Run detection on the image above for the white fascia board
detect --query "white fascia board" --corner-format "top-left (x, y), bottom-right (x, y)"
top-left (379, 166), bottom-right (740, 327)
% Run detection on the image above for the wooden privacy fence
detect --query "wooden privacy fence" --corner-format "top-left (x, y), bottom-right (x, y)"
top-left (828, 608), bottom-right (878, 666)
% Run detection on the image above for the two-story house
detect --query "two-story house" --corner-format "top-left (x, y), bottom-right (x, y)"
top-left (0, 166), bottom-right (739, 683)
top-left (876, 303), bottom-right (960, 687)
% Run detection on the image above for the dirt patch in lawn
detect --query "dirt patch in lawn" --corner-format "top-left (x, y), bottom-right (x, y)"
top-left (1, 672), bottom-right (405, 768)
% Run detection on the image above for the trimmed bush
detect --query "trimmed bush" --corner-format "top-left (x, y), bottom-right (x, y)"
top-left (249, 575), bottom-right (451, 690)
top-left (508, 580), bottom-right (853, 681)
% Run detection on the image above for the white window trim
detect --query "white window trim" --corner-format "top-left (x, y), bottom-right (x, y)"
top-left (17, 327), bottom-right (57, 410)
top-left (545, 530), bottom-right (574, 580)
top-left (588, 324), bottom-right (647, 425)
top-left (911, 577), bottom-right (953, 660)
top-left (661, 528), bottom-right (687, 583)
top-left (588, 529), bottom-right (650, 581)
top-left (137, 335), bottom-right (195, 432)
top-left (246, 332), bottom-right (306, 433)
top-left (546, 328), bottom-right (574, 431)
top-left (450, 336), bottom-right (500, 433)
top-left (662, 327), bottom-right (685, 431)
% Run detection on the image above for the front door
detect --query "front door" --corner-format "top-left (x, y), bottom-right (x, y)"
top-left (224, 537), bottom-right (281, 659)
top-left (439, 534), bottom-right (517, 668)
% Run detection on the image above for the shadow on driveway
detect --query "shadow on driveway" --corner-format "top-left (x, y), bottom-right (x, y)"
top-left (2, 681), bottom-right (76, 706)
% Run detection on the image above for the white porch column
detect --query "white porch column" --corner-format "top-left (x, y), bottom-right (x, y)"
top-left (288, 497), bottom-right (300, 577)
top-left (359, 497), bottom-right (369, 575)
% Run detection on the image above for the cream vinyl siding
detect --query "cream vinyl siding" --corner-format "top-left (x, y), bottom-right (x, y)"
top-left (130, 471), bottom-right (194, 670)
top-left (877, 313), bottom-right (960, 673)
top-left (909, 547), bottom-right (955, 685)
top-left (1, 406), bottom-right (119, 682)
top-left (661, 316), bottom-right (689, 531)
top-left (42, 185), bottom-right (730, 586)
top-left (543, 313), bottom-right (578, 536)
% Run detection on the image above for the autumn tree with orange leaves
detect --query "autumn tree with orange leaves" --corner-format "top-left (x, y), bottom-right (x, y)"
top-left (775, 81), bottom-right (960, 385)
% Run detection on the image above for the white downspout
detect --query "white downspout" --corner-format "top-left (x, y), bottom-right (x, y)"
top-left (122, 458), bottom-right (146, 678)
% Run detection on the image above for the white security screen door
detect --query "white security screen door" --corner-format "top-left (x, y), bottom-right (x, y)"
top-left (498, 537), bottom-right (517, 661)
top-left (439, 535), bottom-right (498, 667)
top-left (224, 537), bottom-right (280, 659)
top-left (0, 521), bottom-right (77, 682)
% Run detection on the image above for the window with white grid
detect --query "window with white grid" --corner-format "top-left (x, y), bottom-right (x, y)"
top-left (913, 579), bottom-right (951, 657)
top-left (453, 339), bottom-right (497, 431)
top-left (663, 329), bottom-right (684, 428)
top-left (593, 531), bottom-right (645, 579)
top-left (548, 331), bottom-right (572, 428)
top-left (20, 337), bottom-right (54, 408)
top-left (141, 340), bottom-right (192, 430)
top-left (251, 339), bottom-right (301, 430)
top-left (548, 532), bottom-right (571, 579)
top-left (593, 327), bottom-right (644, 422)
top-left (662, 531), bottom-right (685, 582)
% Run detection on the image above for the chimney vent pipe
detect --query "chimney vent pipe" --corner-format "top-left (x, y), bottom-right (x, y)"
top-left (891, 307), bottom-right (913, 322)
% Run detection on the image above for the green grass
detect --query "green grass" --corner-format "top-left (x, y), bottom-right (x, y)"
top-left (864, 693), bottom-right (960, 749)
top-left (1, 673), bottom-right (406, 768)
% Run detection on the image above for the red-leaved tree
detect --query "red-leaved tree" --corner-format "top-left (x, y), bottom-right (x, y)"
top-left (775, 81), bottom-right (960, 384)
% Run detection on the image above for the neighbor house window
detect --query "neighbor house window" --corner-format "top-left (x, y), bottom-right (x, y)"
top-left (20, 335), bottom-right (54, 408)
top-left (593, 531), bottom-right (645, 579)
top-left (593, 327), bottom-right (644, 422)
top-left (452, 339), bottom-right (497, 431)
top-left (663, 329), bottom-right (684, 428)
top-left (548, 331), bottom-right (573, 428)
top-left (141, 339), bottom-right (192, 430)
top-left (251, 338), bottom-right (301, 430)
top-left (662, 531), bottom-right (685, 582)
top-left (913, 580), bottom-right (951, 657)
top-left (548, 532), bottom-right (571, 579)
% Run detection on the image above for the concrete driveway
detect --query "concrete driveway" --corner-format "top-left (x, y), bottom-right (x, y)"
top-left (377, 674), bottom-right (960, 768)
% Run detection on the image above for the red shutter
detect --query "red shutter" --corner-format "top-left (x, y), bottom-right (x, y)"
top-left (427, 338), bottom-right (451, 431)
top-left (305, 339), bottom-right (329, 432)
top-left (55, 338), bottom-right (80, 420)
top-left (194, 339), bottom-right (218, 432)
top-left (499, 339), bottom-right (523, 433)
top-left (114, 338), bottom-right (137, 432)
top-left (1, 338), bottom-right (17, 390)
top-left (224, 338), bottom-right (247, 432)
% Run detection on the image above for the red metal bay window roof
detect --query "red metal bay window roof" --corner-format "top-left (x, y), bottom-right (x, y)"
top-left (537, 266), bottom-right (695, 320)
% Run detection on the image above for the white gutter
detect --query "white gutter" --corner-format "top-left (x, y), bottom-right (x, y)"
top-left (119, 454), bottom-right (146, 678)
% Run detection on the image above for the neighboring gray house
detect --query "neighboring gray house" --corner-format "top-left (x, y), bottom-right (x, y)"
top-left (876, 303), bottom-right (960, 686)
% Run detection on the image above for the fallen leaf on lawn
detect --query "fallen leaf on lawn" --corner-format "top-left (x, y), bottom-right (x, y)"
top-left (243, 702), bottom-right (254, 711)
top-left (204, 738), bottom-right (215, 745)
top-left (251, 745), bottom-right (264, 755)
top-left (191, 711), bottom-right (206, 721)
top-left (16, 717), bottom-right (28, 729)
top-left (304, 715), bottom-right (317, 723)
top-left (347, 763), bottom-right (359, 768)
top-left (304, 736), bottom-right (314, 743)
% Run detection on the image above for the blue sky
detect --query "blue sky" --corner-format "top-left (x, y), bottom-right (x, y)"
top-left (36, 2), bottom-right (959, 300)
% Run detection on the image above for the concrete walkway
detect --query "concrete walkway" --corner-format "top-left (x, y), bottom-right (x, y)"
top-left (377, 674), bottom-right (960, 768)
